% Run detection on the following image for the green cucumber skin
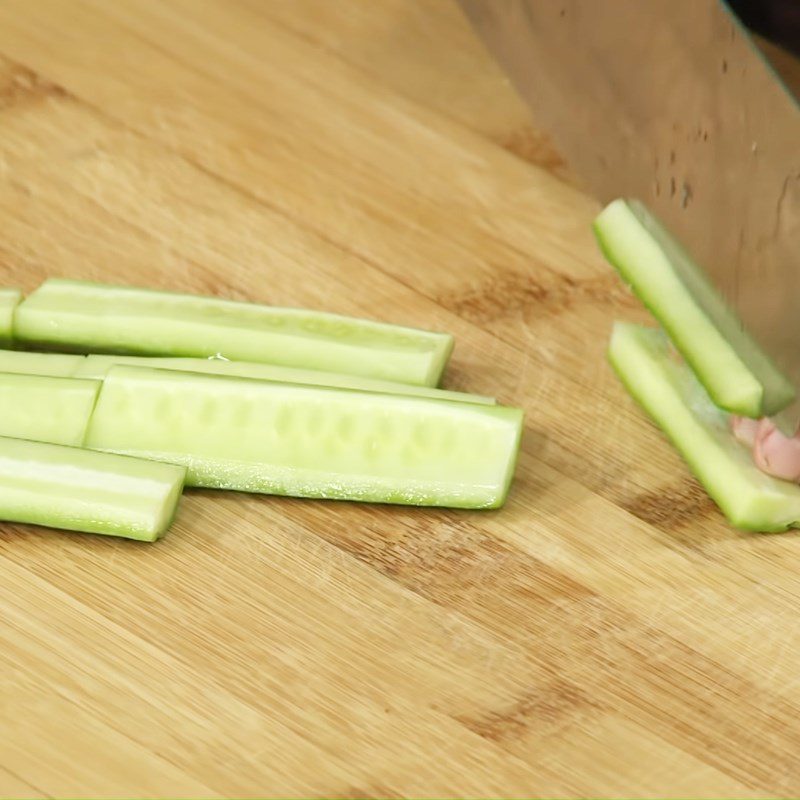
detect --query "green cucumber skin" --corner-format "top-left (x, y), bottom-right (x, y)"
top-left (608, 354), bottom-right (774, 532)
top-left (0, 435), bottom-right (186, 540)
top-left (594, 199), bottom-right (795, 417)
top-left (608, 322), bottom-right (800, 533)
top-left (0, 372), bottom-right (101, 446)
top-left (84, 366), bottom-right (523, 509)
top-left (14, 279), bottom-right (454, 387)
top-left (75, 354), bottom-right (496, 405)
top-left (0, 289), bottom-right (22, 347)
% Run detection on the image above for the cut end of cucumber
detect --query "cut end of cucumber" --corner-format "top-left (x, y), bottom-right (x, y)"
top-left (427, 333), bottom-right (455, 388)
top-left (0, 371), bottom-right (101, 447)
top-left (595, 199), bottom-right (795, 418)
top-left (0, 288), bottom-right (22, 346)
top-left (608, 321), bottom-right (800, 533)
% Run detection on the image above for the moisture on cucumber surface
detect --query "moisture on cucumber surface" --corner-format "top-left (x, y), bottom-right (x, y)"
top-left (14, 278), bottom-right (454, 387)
top-left (595, 198), bottom-right (794, 417)
top-left (609, 322), bottom-right (800, 532)
top-left (0, 288), bottom-right (21, 346)
top-left (75, 354), bottom-right (495, 405)
top-left (0, 372), bottom-right (101, 446)
top-left (0, 435), bottom-right (185, 540)
top-left (84, 366), bottom-right (523, 508)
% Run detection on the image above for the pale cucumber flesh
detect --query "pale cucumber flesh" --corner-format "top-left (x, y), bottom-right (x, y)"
top-left (84, 366), bottom-right (523, 508)
top-left (15, 279), bottom-right (454, 387)
top-left (0, 288), bottom-right (21, 346)
top-left (75, 354), bottom-right (495, 405)
top-left (0, 372), bottom-right (101, 446)
top-left (609, 322), bottom-right (800, 532)
top-left (0, 435), bottom-right (185, 540)
top-left (0, 348), bottom-right (84, 377)
top-left (595, 199), bottom-right (794, 417)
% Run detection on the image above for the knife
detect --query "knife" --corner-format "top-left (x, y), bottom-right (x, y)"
top-left (460, 0), bottom-right (800, 429)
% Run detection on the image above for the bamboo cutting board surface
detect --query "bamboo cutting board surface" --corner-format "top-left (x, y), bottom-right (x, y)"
top-left (0, 2), bottom-right (797, 797)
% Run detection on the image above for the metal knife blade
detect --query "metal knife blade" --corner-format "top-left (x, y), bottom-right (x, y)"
top-left (461, 0), bottom-right (800, 427)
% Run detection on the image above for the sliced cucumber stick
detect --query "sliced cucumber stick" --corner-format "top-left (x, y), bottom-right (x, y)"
top-left (85, 366), bottom-right (523, 508)
top-left (15, 279), bottom-right (454, 387)
top-left (0, 348), bottom-right (84, 377)
top-left (595, 199), bottom-right (794, 417)
top-left (0, 348), bottom-right (493, 403)
top-left (609, 322), bottom-right (800, 532)
top-left (0, 372), bottom-right (100, 446)
top-left (0, 435), bottom-right (185, 540)
top-left (75, 353), bottom-right (495, 405)
top-left (0, 288), bottom-right (21, 345)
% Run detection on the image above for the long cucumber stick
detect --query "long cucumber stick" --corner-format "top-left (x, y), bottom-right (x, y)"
top-left (0, 372), bottom-right (100, 446)
top-left (14, 279), bottom-right (454, 387)
top-left (595, 199), bottom-right (794, 417)
top-left (85, 366), bottom-right (523, 509)
top-left (609, 322), bottom-right (800, 532)
top-left (74, 354), bottom-right (495, 405)
top-left (0, 348), bottom-right (494, 404)
top-left (0, 435), bottom-right (185, 540)
top-left (0, 289), bottom-right (21, 346)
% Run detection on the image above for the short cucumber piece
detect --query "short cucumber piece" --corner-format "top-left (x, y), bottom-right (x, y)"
top-left (0, 435), bottom-right (185, 540)
top-left (0, 348), bottom-right (85, 377)
top-left (609, 322), bottom-right (800, 532)
top-left (0, 289), bottom-right (22, 346)
top-left (0, 372), bottom-right (100, 446)
top-left (75, 354), bottom-right (495, 405)
top-left (595, 199), bottom-right (794, 417)
top-left (15, 279), bottom-right (454, 387)
top-left (84, 366), bottom-right (523, 508)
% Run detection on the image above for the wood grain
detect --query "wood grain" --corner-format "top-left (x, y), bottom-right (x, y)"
top-left (0, 1), bottom-right (796, 797)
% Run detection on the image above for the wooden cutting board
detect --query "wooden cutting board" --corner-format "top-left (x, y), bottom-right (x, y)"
top-left (0, 1), bottom-right (797, 797)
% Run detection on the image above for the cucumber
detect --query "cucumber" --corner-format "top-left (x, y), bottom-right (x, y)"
top-left (0, 435), bottom-right (185, 540)
top-left (595, 199), bottom-right (794, 417)
top-left (15, 279), bottom-right (454, 387)
top-left (75, 354), bottom-right (495, 405)
top-left (84, 366), bottom-right (523, 508)
top-left (0, 348), bottom-right (85, 377)
top-left (609, 322), bottom-right (800, 532)
top-left (0, 288), bottom-right (21, 346)
top-left (0, 372), bottom-right (100, 446)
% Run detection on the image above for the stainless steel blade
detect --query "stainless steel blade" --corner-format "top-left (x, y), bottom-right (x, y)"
top-left (461, 0), bottom-right (800, 426)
